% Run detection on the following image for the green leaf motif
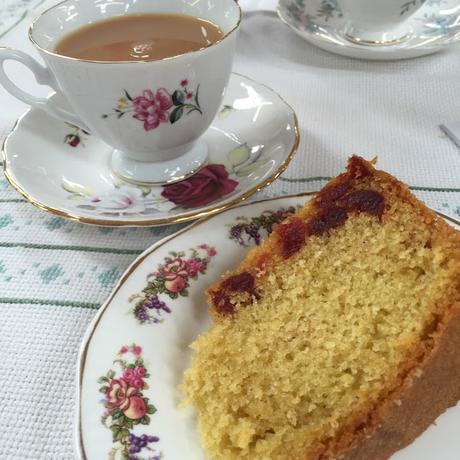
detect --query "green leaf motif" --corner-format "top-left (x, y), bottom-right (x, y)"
top-left (140, 415), bottom-right (150, 425)
top-left (111, 425), bottom-right (121, 442)
top-left (169, 106), bottom-right (184, 124)
top-left (62, 178), bottom-right (92, 196)
top-left (137, 185), bottom-right (151, 197)
top-left (120, 428), bottom-right (130, 441)
top-left (195, 84), bottom-right (201, 108)
top-left (172, 90), bottom-right (185, 106)
top-left (235, 160), bottom-right (268, 177)
top-left (228, 144), bottom-right (251, 168)
top-left (124, 89), bottom-right (133, 101)
top-left (147, 404), bottom-right (157, 415)
top-left (99, 386), bottom-right (109, 394)
top-left (98, 376), bottom-right (109, 384)
top-left (107, 370), bottom-right (116, 379)
top-left (66, 194), bottom-right (84, 201)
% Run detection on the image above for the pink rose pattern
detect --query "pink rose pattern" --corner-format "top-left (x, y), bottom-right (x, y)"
top-left (63, 123), bottom-right (90, 148)
top-left (129, 244), bottom-right (217, 325)
top-left (102, 81), bottom-right (202, 130)
top-left (132, 89), bottom-right (172, 131)
top-left (99, 344), bottom-right (161, 460)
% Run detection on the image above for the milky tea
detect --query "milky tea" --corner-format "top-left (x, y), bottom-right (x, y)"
top-left (54, 13), bottom-right (224, 61)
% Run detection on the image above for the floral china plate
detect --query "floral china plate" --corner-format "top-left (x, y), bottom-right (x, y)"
top-left (76, 192), bottom-right (460, 460)
top-left (278, 0), bottom-right (460, 60)
top-left (2, 73), bottom-right (299, 226)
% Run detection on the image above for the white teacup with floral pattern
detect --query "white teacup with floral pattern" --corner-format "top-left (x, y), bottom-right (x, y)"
top-left (0, 0), bottom-right (241, 184)
top-left (338, 0), bottom-right (426, 44)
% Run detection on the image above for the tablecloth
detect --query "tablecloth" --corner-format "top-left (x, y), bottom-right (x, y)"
top-left (0, 1), bottom-right (459, 458)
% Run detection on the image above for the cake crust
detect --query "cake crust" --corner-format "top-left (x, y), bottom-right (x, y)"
top-left (334, 302), bottom-right (460, 460)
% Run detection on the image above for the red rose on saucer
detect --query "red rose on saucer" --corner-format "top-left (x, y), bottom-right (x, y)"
top-left (161, 164), bottom-right (238, 208)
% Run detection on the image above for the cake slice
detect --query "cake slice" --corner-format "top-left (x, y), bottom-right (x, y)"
top-left (182, 156), bottom-right (460, 460)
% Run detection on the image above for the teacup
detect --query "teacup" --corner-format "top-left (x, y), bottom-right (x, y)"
top-left (0, 0), bottom-right (241, 184)
top-left (337, 0), bottom-right (425, 45)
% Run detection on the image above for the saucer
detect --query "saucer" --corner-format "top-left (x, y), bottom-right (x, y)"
top-left (2, 73), bottom-right (299, 227)
top-left (277, 0), bottom-right (460, 60)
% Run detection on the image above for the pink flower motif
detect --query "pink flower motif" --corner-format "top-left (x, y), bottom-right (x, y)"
top-left (119, 346), bottom-right (128, 354)
top-left (132, 377), bottom-right (144, 389)
top-left (132, 345), bottom-right (142, 356)
top-left (180, 79), bottom-right (189, 87)
top-left (132, 89), bottom-right (173, 131)
top-left (185, 259), bottom-right (206, 277)
top-left (164, 276), bottom-right (186, 293)
top-left (208, 248), bottom-right (217, 257)
top-left (64, 134), bottom-right (80, 147)
top-left (186, 92), bottom-right (193, 99)
top-left (159, 258), bottom-right (189, 292)
top-left (123, 395), bottom-right (147, 420)
top-left (160, 258), bottom-right (188, 281)
top-left (106, 378), bottom-right (137, 413)
top-left (123, 368), bottom-right (135, 382)
top-left (134, 367), bottom-right (146, 378)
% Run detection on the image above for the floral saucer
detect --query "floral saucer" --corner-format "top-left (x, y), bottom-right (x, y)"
top-left (76, 192), bottom-right (460, 460)
top-left (278, 0), bottom-right (460, 60)
top-left (2, 73), bottom-right (299, 226)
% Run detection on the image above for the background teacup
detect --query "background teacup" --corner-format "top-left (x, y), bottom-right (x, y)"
top-left (337, 0), bottom-right (426, 45)
top-left (0, 0), bottom-right (241, 184)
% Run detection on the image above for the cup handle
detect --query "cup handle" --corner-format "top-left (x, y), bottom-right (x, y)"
top-left (0, 48), bottom-right (89, 130)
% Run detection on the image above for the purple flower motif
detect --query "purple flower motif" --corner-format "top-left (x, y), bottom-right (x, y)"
top-left (134, 304), bottom-right (151, 323)
top-left (245, 223), bottom-right (262, 245)
top-left (229, 207), bottom-right (298, 247)
top-left (144, 295), bottom-right (171, 313)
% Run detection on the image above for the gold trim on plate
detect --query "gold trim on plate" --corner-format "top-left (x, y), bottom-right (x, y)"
top-left (2, 73), bottom-right (301, 227)
top-left (74, 191), bottom-right (460, 460)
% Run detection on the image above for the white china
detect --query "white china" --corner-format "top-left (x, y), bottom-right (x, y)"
top-left (2, 73), bottom-right (299, 227)
top-left (338, 0), bottom-right (425, 44)
top-left (75, 192), bottom-right (460, 460)
top-left (278, 0), bottom-right (460, 60)
top-left (0, 0), bottom-right (241, 184)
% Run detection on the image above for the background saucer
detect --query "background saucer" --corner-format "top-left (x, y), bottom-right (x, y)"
top-left (2, 73), bottom-right (299, 226)
top-left (278, 0), bottom-right (460, 60)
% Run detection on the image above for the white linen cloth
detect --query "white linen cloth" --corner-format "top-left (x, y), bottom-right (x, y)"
top-left (0, 0), bottom-right (459, 458)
